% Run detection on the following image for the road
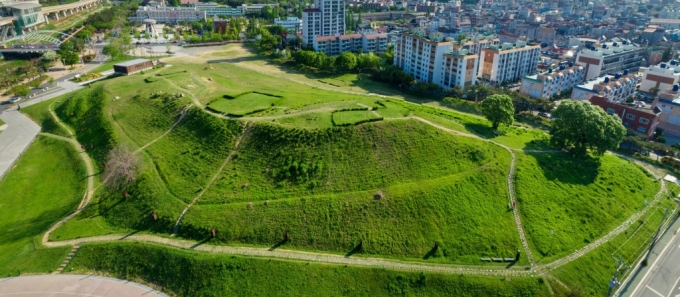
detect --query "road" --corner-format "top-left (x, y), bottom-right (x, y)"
top-left (0, 275), bottom-right (168, 297)
top-left (619, 216), bottom-right (680, 297)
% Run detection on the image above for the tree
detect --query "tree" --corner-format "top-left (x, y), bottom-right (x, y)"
top-left (663, 46), bottom-right (673, 61)
top-left (102, 45), bottom-right (120, 57)
top-left (480, 94), bottom-right (514, 130)
top-left (42, 50), bottom-right (59, 61)
top-left (62, 52), bottom-right (80, 68)
top-left (336, 52), bottom-right (358, 71)
top-left (650, 86), bottom-right (660, 96)
top-left (103, 145), bottom-right (141, 190)
top-left (457, 34), bottom-right (467, 43)
top-left (550, 100), bottom-right (626, 156)
top-left (465, 83), bottom-right (492, 102)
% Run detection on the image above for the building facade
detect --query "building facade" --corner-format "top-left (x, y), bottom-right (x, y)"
top-left (130, 6), bottom-right (206, 23)
top-left (313, 32), bottom-right (388, 55)
top-left (653, 85), bottom-right (680, 138)
top-left (478, 41), bottom-right (540, 84)
top-left (274, 17), bottom-right (302, 32)
top-left (575, 40), bottom-right (644, 80)
top-left (301, 0), bottom-right (345, 47)
top-left (571, 71), bottom-right (639, 103)
top-left (590, 95), bottom-right (660, 138)
top-left (394, 33), bottom-right (453, 85)
top-left (441, 47), bottom-right (478, 90)
top-left (639, 61), bottom-right (680, 94)
top-left (520, 63), bottom-right (586, 99)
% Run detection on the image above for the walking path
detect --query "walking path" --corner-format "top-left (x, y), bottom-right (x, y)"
top-left (172, 123), bottom-right (252, 234)
top-left (0, 107), bottom-right (40, 180)
top-left (0, 274), bottom-right (168, 297)
top-left (0, 52), bottom-right (667, 285)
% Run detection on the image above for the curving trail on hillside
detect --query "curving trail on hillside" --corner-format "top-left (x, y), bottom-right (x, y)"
top-left (34, 64), bottom-right (668, 284)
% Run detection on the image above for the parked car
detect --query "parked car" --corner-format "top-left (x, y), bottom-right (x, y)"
top-left (539, 112), bottom-right (551, 118)
top-left (10, 97), bottom-right (21, 103)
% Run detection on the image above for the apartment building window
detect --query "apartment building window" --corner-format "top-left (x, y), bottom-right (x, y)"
top-left (606, 108), bottom-right (615, 114)
top-left (639, 118), bottom-right (649, 124)
top-left (637, 126), bottom-right (647, 133)
top-left (626, 114), bottom-right (635, 120)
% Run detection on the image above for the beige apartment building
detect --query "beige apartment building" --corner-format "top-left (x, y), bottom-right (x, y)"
top-left (478, 41), bottom-right (541, 84)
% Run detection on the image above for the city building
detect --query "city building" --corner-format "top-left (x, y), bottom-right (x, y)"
top-left (441, 46), bottom-right (479, 90)
top-left (130, 6), bottom-right (206, 23)
top-left (274, 17), bottom-right (302, 32)
top-left (590, 95), bottom-right (660, 138)
top-left (575, 40), bottom-right (644, 80)
top-left (659, 7), bottom-right (680, 19)
top-left (241, 4), bottom-right (278, 13)
top-left (520, 63), bottom-right (586, 99)
top-left (459, 35), bottom-right (499, 56)
top-left (301, 0), bottom-right (345, 47)
top-left (478, 41), bottom-right (541, 84)
top-left (639, 61), bottom-right (680, 94)
top-left (652, 85), bottom-right (680, 138)
top-left (113, 59), bottom-right (154, 75)
top-left (394, 33), bottom-right (478, 91)
top-left (313, 32), bottom-right (388, 56)
top-left (302, 8), bottom-right (321, 47)
top-left (394, 33), bottom-right (452, 85)
top-left (571, 71), bottom-right (639, 103)
top-left (192, 2), bottom-right (242, 17)
top-left (650, 18), bottom-right (680, 30)
top-left (0, 2), bottom-right (45, 33)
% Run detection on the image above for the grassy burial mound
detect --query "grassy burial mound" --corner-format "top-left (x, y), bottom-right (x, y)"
top-left (207, 92), bottom-right (283, 116)
top-left (0, 136), bottom-right (86, 275)
top-left (514, 152), bottom-right (660, 263)
top-left (332, 110), bottom-right (383, 126)
top-left (177, 120), bottom-right (520, 263)
top-left (67, 242), bottom-right (551, 297)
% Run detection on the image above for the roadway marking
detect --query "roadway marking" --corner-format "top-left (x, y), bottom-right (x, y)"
top-left (646, 285), bottom-right (665, 297)
top-left (630, 232), bottom-right (680, 296)
top-left (667, 277), bottom-right (680, 297)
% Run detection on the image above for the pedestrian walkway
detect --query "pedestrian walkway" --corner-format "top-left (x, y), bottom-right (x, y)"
top-left (0, 275), bottom-right (168, 297)
top-left (0, 107), bottom-right (40, 180)
top-left (0, 81), bottom-right (83, 181)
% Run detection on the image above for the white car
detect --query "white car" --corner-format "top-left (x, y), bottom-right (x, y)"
top-left (10, 97), bottom-right (21, 103)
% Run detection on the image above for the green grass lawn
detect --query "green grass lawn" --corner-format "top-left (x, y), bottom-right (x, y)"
top-left (207, 92), bottom-right (282, 116)
top-left (67, 242), bottom-right (551, 297)
top-left (0, 136), bottom-right (86, 276)
top-left (515, 152), bottom-right (660, 263)
top-left (20, 99), bottom-right (70, 137)
top-left (0, 118), bottom-right (5, 126)
top-left (177, 120), bottom-right (520, 264)
top-left (552, 198), bottom-right (677, 295)
top-left (332, 110), bottom-right (382, 125)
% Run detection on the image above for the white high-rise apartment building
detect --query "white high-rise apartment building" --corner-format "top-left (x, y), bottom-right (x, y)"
top-left (302, 0), bottom-right (345, 47)
top-left (478, 41), bottom-right (540, 84)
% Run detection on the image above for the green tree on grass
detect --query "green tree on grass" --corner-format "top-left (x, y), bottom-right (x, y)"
top-left (550, 100), bottom-right (626, 156)
top-left (481, 94), bottom-right (514, 130)
top-left (336, 52), bottom-right (358, 71)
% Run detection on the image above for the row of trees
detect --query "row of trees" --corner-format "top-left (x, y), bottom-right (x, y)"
top-left (293, 50), bottom-right (382, 71)
top-left (481, 95), bottom-right (626, 156)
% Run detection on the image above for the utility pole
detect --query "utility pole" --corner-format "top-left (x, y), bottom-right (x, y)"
top-left (607, 256), bottom-right (626, 297)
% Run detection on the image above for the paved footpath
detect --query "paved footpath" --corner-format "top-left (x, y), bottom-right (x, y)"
top-left (0, 81), bottom-right (83, 180)
top-left (0, 274), bottom-right (168, 297)
top-left (0, 108), bottom-right (40, 180)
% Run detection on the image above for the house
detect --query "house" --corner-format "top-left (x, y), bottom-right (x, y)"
top-left (590, 95), bottom-right (660, 138)
top-left (113, 59), bottom-right (154, 75)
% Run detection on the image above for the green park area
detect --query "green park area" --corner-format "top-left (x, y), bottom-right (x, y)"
top-left (0, 136), bottom-right (86, 276)
top-left (0, 46), bottom-right (672, 296)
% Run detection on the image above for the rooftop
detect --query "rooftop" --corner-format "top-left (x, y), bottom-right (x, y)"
top-left (114, 59), bottom-right (152, 67)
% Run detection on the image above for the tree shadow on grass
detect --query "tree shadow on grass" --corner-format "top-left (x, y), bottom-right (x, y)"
top-left (530, 152), bottom-right (601, 185)
top-left (268, 238), bottom-right (287, 251)
top-left (344, 242), bottom-right (363, 258)
top-left (463, 123), bottom-right (496, 139)
top-left (422, 245), bottom-right (439, 260)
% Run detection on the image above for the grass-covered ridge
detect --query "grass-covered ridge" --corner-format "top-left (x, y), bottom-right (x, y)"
top-left (515, 152), bottom-right (660, 263)
top-left (207, 92), bottom-right (283, 116)
top-left (67, 242), bottom-right (551, 297)
top-left (200, 120), bottom-right (508, 203)
top-left (0, 136), bottom-right (86, 276)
